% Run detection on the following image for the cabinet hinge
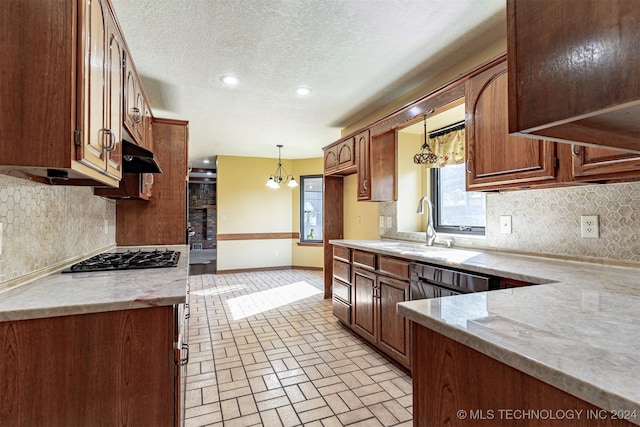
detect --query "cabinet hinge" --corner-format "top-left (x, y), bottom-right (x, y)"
top-left (553, 157), bottom-right (559, 168)
top-left (74, 130), bottom-right (82, 146)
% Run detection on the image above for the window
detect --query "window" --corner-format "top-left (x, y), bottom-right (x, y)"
top-left (300, 175), bottom-right (323, 243)
top-left (431, 164), bottom-right (486, 235)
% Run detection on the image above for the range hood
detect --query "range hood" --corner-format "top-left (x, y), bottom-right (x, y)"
top-left (122, 140), bottom-right (162, 173)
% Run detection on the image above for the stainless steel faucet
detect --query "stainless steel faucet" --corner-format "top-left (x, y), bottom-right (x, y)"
top-left (417, 196), bottom-right (437, 246)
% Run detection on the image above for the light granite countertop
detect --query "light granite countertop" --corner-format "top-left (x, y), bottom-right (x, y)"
top-left (0, 245), bottom-right (189, 322)
top-left (332, 239), bottom-right (640, 424)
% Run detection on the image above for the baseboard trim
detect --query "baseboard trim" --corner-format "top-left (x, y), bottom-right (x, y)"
top-left (215, 265), bottom-right (323, 274)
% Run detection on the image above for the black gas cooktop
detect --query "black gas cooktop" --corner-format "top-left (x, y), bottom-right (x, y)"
top-left (62, 249), bottom-right (180, 273)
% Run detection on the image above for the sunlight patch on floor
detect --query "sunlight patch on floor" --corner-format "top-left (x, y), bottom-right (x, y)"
top-left (192, 283), bottom-right (247, 296)
top-left (226, 281), bottom-right (322, 320)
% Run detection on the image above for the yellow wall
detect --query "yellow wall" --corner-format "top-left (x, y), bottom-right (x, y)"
top-left (216, 155), bottom-right (323, 271)
top-left (343, 174), bottom-right (380, 240)
top-left (397, 132), bottom-right (424, 232)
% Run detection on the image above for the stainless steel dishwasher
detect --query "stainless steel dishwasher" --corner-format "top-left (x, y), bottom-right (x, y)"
top-left (410, 262), bottom-right (498, 300)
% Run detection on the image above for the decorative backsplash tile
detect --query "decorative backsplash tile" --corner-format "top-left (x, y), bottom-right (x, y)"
top-left (0, 175), bottom-right (116, 285)
top-left (381, 181), bottom-right (640, 263)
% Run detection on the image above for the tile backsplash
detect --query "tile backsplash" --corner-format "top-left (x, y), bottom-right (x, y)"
top-left (0, 175), bottom-right (116, 286)
top-left (381, 181), bottom-right (640, 263)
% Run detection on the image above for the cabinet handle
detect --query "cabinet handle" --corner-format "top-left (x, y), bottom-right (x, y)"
top-left (102, 128), bottom-right (116, 152)
top-left (180, 343), bottom-right (189, 366)
top-left (363, 179), bottom-right (368, 191)
top-left (466, 158), bottom-right (472, 174)
top-left (571, 144), bottom-right (580, 156)
top-left (131, 107), bottom-right (142, 124)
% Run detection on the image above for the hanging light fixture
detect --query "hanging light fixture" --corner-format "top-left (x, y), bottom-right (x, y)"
top-left (266, 144), bottom-right (298, 189)
top-left (413, 110), bottom-right (438, 165)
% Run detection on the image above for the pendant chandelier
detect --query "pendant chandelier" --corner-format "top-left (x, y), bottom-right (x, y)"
top-left (413, 111), bottom-right (438, 165)
top-left (266, 144), bottom-right (298, 189)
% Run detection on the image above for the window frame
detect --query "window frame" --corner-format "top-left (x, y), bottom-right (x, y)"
top-left (430, 167), bottom-right (486, 236)
top-left (299, 174), bottom-right (323, 243)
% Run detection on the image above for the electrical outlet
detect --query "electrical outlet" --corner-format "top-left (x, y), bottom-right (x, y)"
top-left (386, 216), bottom-right (393, 229)
top-left (220, 214), bottom-right (227, 221)
top-left (580, 215), bottom-right (599, 238)
top-left (500, 215), bottom-right (512, 234)
top-left (104, 219), bottom-right (109, 234)
top-left (379, 215), bottom-right (385, 228)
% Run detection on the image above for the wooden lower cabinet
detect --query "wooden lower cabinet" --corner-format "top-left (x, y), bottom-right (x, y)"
top-left (377, 275), bottom-right (411, 367)
top-left (0, 306), bottom-right (180, 427)
top-left (352, 267), bottom-right (377, 344)
top-left (412, 324), bottom-right (634, 427)
top-left (333, 248), bottom-right (412, 370)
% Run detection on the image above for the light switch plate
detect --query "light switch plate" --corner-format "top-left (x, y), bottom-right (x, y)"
top-left (500, 215), bottom-right (512, 234)
top-left (386, 216), bottom-right (393, 229)
top-left (379, 215), bottom-right (385, 228)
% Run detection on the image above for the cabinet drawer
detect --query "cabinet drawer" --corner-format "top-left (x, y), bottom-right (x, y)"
top-left (332, 297), bottom-right (351, 324)
top-left (333, 280), bottom-right (351, 304)
top-left (353, 250), bottom-right (376, 270)
top-left (333, 259), bottom-right (351, 283)
top-left (333, 246), bottom-right (350, 262)
top-left (379, 256), bottom-right (411, 280)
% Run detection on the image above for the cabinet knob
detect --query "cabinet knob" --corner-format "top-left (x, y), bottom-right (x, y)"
top-left (571, 144), bottom-right (581, 156)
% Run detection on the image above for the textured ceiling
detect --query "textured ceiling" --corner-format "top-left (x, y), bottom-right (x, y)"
top-left (110, 0), bottom-right (506, 168)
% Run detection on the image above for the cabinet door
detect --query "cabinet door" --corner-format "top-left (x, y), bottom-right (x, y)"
top-left (104, 15), bottom-right (123, 180)
top-left (572, 145), bottom-right (640, 180)
top-left (507, 0), bottom-right (640, 153)
top-left (78, 0), bottom-right (109, 173)
top-left (352, 267), bottom-right (377, 344)
top-left (377, 275), bottom-right (411, 368)
top-left (466, 61), bottom-right (556, 191)
top-left (337, 137), bottom-right (355, 169)
top-left (357, 130), bottom-right (371, 200)
top-left (324, 146), bottom-right (338, 173)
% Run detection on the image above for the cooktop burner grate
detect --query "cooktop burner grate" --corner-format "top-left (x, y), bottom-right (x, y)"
top-left (62, 249), bottom-right (180, 273)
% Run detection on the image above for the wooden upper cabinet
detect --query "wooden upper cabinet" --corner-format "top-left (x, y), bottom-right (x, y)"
top-left (124, 53), bottom-right (151, 148)
top-left (466, 60), bottom-right (557, 191)
top-left (571, 145), bottom-right (640, 181)
top-left (0, 0), bottom-right (126, 187)
top-left (507, 0), bottom-right (640, 153)
top-left (324, 137), bottom-right (356, 175)
top-left (356, 130), bottom-right (371, 200)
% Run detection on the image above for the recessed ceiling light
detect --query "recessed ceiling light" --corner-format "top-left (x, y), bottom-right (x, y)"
top-left (203, 159), bottom-right (210, 164)
top-left (221, 75), bottom-right (239, 86)
top-left (296, 86), bottom-right (312, 96)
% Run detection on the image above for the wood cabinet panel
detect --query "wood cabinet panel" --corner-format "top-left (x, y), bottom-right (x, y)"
top-left (572, 145), bottom-right (640, 181)
top-left (353, 250), bottom-right (376, 270)
top-left (333, 280), bottom-right (351, 304)
top-left (356, 130), bottom-right (371, 200)
top-left (323, 176), bottom-right (344, 298)
top-left (377, 275), bottom-right (411, 368)
top-left (332, 298), bottom-right (351, 325)
top-left (324, 137), bottom-right (356, 175)
top-left (412, 324), bottom-right (634, 426)
top-left (466, 60), bottom-right (557, 190)
top-left (507, 0), bottom-right (640, 153)
top-left (378, 256), bottom-right (410, 280)
top-left (333, 259), bottom-right (351, 284)
top-left (116, 119), bottom-right (188, 245)
top-left (368, 130), bottom-right (397, 201)
top-left (0, 307), bottom-right (176, 426)
top-left (333, 246), bottom-right (350, 263)
top-left (94, 172), bottom-right (153, 200)
top-left (352, 267), bottom-right (377, 344)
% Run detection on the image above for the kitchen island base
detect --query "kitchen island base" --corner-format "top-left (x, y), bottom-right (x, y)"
top-left (412, 324), bottom-right (635, 427)
top-left (1, 306), bottom-right (178, 427)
